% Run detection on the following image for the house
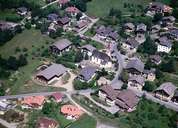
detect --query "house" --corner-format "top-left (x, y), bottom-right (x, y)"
top-left (115, 89), bottom-right (139, 112)
top-left (143, 69), bottom-right (156, 81)
top-left (77, 66), bottom-right (97, 82)
top-left (124, 23), bottom-right (135, 33)
top-left (0, 100), bottom-right (13, 112)
top-left (172, 90), bottom-right (178, 104)
top-left (156, 36), bottom-right (172, 53)
top-left (36, 63), bottom-right (67, 84)
top-left (161, 16), bottom-right (175, 28)
top-left (151, 24), bottom-right (161, 33)
top-left (47, 13), bottom-right (59, 22)
top-left (98, 85), bottom-right (118, 106)
top-left (21, 96), bottom-right (45, 109)
top-left (58, 16), bottom-right (70, 26)
top-left (61, 105), bottom-right (83, 119)
top-left (169, 28), bottom-right (178, 40)
top-left (36, 117), bottom-right (58, 128)
top-left (108, 31), bottom-right (119, 41)
top-left (0, 21), bottom-right (20, 32)
top-left (154, 82), bottom-right (177, 101)
top-left (136, 23), bottom-right (147, 33)
top-left (128, 75), bottom-right (145, 91)
top-left (17, 7), bottom-right (28, 16)
top-left (122, 38), bottom-right (139, 52)
top-left (150, 55), bottom-right (162, 65)
top-left (74, 21), bottom-right (88, 32)
top-left (97, 77), bottom-right (110, 86)
top-left (50, 39), bottom-right (72, 55)
top-left (51, 92), bottom-right (63, 103)
top-left (58, 0), bottom-right (69, 7)
top-left (65, 7), bottom-right (80, 16)
top-left (126, 58), bottom-right (144, 75)
top-left (81, 44), bottom-right (96, 57)
top-left (146, 2), bottom-right (172, 16)
top-left (91, 50), bottom-right (112, 68)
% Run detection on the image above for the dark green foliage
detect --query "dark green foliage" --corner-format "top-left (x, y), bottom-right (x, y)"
top-left (70, 0), bottom-right (87, 12)
top-left (73, 79), bottom-right (96, 90)
top-left (25, 22), bottom-right (31, 29)
top-left (160, 59), bottom-right (176, 73)
top-left (121, 83), bottom-right (128, 90)
top-left (74, 50), bottom-right (83, 62)
top-left (109, 8), bottom-right (122, 19)
top-left (142, 81), bottom-right (156, 92)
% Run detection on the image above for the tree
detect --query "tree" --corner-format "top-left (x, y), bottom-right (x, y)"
top-left (42, 102), bottom-right (56, 115)
top-left (160, 59), bottom-right (176, 73)
top-left (109, 8), bottom-right (122, 19)
top-left (172, 42), bottom-right (178, 56)
top-left (6, 56), bottom-right (19, 70)
top-left (70, 0), bottom-right (87, 12)
top-left (153, 13), bottom-right (163, 23)
top-left (75, 50), bottom-right (83, 62)
top-left (55, 27), bottom-right (63, 37)
top-left (76, 12), bottom-right (83, 21)
top-left (121, 83), bottom-right (128, 90)
top-left (120, 70), bottom-right (129, 82)
top-left (143, 81), bottom-right (156, 92)
top-left (137, 37), bottom-right (157, 55)
top-left (25, 22), bottom-right (31, 29)
top-left (18, 54), bottom-right (28, 67)
top-left (172, 8), bottom-right (178, 19)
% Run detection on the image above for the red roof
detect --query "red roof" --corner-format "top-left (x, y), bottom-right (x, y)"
top-left (59, 0), bottom-right (69, 4)
top-left (51, 92), bottom-right (63, 102)
top-left (37, 117), bottom-right (58, 128)
top-left (65, 7), bottom-right (80, 13)
top-left (22, 96), bottom-right (45, 107)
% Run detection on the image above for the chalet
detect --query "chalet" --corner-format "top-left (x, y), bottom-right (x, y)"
top-left (17, 7), bottom-right (28, 16)
top-left (151, 24), bottom-right (161, 33)
top-left (122, 38), bottom-right (139, 52)
top-left (91, 50), bottom-right (112, 68)
top-left (21, 96), bottom-right (45, 109)
top-left (47, 13), bottom-right (59, 22)
top-left (172, 90), bottom-right (178, 104)
top-left (146, 2), bottom-right (172, 16)
top-left (36, 117), bottom-right (58, 128)
top-left (61, 105), bottom-right (83, 119)
top-left (99, 85), bottom-right (118, 106)
top-left (124, 23), bottom-right (135, 33)
top-left (128, 75), bottom-right (145, 91)
top-left (154, 82), bottom-right (177, 101)
top-left (136, 23), bottom-right (147, 33)
top-left (74, 21), bottom-right (88, 32)
top-left (156, 36), bottom-right (172, 53)
top-left (0, 21), bottom-right (20, 32)
top-left (58, 16), bottom-right (70, 26)
top-left (169, 28), bottom-right (178, 41)
top-left (58, 0), bottom-right (69, 7)
top-left (65, 7), bottom-right (80, 16)
top-left (126, 58), bottom-right (144, 75)
top-left (77, 66), bottom-right (97, 82)
top-left (143, 69), bottom-right (156, 81)
top-left (36, 63), bottom-right (67, 84)
top-left (150, 55), bottom-right (162, 65)
top-left (161, 16), bottom-right (175, 28)
top-left (115, 89), bottom-right (139, 112)
top-left (81, 44), bottom-right (96, 57)
top-left (50, 39), bottom-right (72, 55)
top-left (51, 92), bottom-right (63, 103)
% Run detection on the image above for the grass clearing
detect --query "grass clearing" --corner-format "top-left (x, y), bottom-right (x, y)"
top-left (86, 0), bottom-right (151, 17)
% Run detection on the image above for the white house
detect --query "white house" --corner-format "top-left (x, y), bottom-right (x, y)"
top-left (157, 36), bottom-right (172, 53)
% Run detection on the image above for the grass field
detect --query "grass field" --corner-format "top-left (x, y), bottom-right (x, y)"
top-left (0, 29), bottom-right (67, 94)
top-left (86, 0), bottom-right (152, 17)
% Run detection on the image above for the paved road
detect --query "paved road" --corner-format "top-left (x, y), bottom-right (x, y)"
top-left (0, 118), bottom-right (17, 128)
top-left (41, 0), bottom-right (59, 9)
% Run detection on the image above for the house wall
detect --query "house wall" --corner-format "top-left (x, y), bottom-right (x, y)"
top-left (106, 98), bottom-right (115, 106)
top-left (98, 91), bottom-right (107, 100)
top-left (91, 56), bottom-right (112, 68)
top-left (157, 44), bottom-right (171, 53)
top-left (155, 92), bottom-right (172, 101)
top-left (128, 81), bottom-right (143, 91)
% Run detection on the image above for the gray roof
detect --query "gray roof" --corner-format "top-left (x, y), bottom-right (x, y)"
top-left (156, 82), bottom-right (177, 96)
top-left (157, 36), bottom-right (172, 48)
top-left (116, 89), bottom-right (139, 108)
top-left (37, 63), bottom-right (67, 80)
top-left (173, 90), bottom-right (178, 97)
top-left (150, 55), bottom-right (162, 63)
top-left (81, 44), bottom-right (96, 53)
top-left (100, 85), bottom-right (118, 100)
top-left (0, 21), bottom-right (19, 31)
top-left (108, 31), bottom-right (119, 40)
top-left (162, 16), bottom-right (175, 22)
top-left (58, 16), bottom-right (70, 25)
top-left (79, 66), bottom-right (96, 81)
top-left (52, 39), bottom-right (72, 51)
top-left (169, 28), bottom-right (178, 36)
top-left (47, 13), bottom-right (59, 21)
top-left (126, 58), bottom-right (144, 73)
top-left (125, 38), bottom-right (139, 48)
top-left (124, 23), bottom-right (135, 29)
top-left (136, 23), bottom-right (147, 32)
top-left (96, 26), bottom-right (114, 36)
top-left (143, 68), bottom-right (155, 74)
top-left (128, 75), bottom-right (145, 85)
top-left (92, 50), bottom-right (111, 63)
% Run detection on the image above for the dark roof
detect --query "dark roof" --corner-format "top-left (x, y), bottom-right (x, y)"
top-left (99, 85), bottom-right (118, 100)
top-left (108, 31), bottom-right (119, 40)
top-left (17, 7), bottom-right (27, 13)
top-left (52, 39), bottom-right (72, 51)
top-left (58, 16), bottom-right (70, 25)
top-left (157, 36), bottom-right (172, 48)
top-left (136, 23), bottom-right (147, 32)
top-left (47, 13), bottom-right (59, 21)
top-left (169, 28), bottom-right (178, 36)
top-left (81, 44), bottom-right (96, 53)
top-left (37, 117), bottom-right (58, 128)
top-left (156, 82), bottom-right (177, 96)
top-left (116, 89), bottom-right (139, 108)
top-left (0, 21), bottom-right (19, 31)
top-left (96, 26), bottom-right (113, 36)
top-left (37, 63), bottom-right (67, 80)
top-left (162, 16), bottom-right (175, 22)
top-left (79, 66), bottom-right (96, 81)
top-left (143, 68), bottom-right (155, 74)
top-left (92, 50), bottom-right (111, 63)
top-left (76, 21), bottom-right (88, 29)
top-left (125, 38), bottom-right (139, 48)
top-left (173, 90), bottom-right (178, 97)
top-left (150, 55), bottom-right (162, 63)
top-left (126, 58), bottom-right (144, 73)
top-left (128, 75), bottom-right (145, 85)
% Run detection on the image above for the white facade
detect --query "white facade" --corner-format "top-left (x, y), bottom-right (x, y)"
top-left (157, 44), bottom-right (171, 53)
top-left (91, 56), bottom-right (112, 68)
top-left (127, 81), bottom-right (144, 91)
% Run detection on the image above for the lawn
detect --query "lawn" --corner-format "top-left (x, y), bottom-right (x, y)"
top-left (86, 0), bottom-right (152, 17)
top-left (0, 29), bottom-right (67, 94)
top-left (68, 114), bottom-right (97, 128)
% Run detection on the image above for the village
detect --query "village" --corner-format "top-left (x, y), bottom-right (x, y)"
top-left (0, 0), bottom-right (178, 128)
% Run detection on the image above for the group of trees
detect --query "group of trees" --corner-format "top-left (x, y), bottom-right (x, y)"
top-left (69, 0), bottom-right (91, 12)
top-left (73, 79), bottom-right (96, 90)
